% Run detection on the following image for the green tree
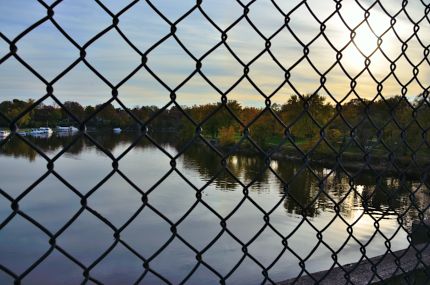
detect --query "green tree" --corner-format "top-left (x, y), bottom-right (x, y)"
top-left (281, 94), bottom-right (333, 140)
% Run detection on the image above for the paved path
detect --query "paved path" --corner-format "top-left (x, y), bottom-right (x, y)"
top-left (279, 244), bottom-right (430, 285)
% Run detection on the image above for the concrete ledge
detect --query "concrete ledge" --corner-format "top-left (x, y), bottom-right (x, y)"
top-left (278, 244), bottom-right (430, 285)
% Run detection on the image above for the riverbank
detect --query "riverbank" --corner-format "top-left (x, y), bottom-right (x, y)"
top-left (212, 140), bottom-right (429, 178)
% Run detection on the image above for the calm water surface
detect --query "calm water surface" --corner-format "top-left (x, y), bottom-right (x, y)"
top-left (0, 132), bottom-right (428, 284)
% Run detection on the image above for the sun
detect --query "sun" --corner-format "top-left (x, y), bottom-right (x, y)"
top-left (353, 27), bottom-right (380, 56)
top-left (342, 28), bottom-right (379, 70)
top-left (341, 13), bottom-right (394, 74)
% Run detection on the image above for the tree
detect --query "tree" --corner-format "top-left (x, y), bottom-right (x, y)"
top-left (280, 94), bottom-right (333, 140)
top-left (219, 125), bottom-right (237, 146)
top-left (63, 101), bottom-right (85, 122)
top-left (0, 99), bottom-right (32, 127)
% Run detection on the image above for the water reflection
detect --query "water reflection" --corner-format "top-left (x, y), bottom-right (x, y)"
top-left (0, 132), bottom-right (429, 284)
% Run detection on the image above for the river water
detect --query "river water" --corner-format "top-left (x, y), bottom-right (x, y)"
top-left (0, 132), bottom-right (428, 284)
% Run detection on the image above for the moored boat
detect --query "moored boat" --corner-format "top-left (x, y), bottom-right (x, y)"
top-left (57, 126), bottom-right (79, 133)
top-left (31, 127), bottom-right (53, 135)
top-left (113, 128), bottom-right (122, 133)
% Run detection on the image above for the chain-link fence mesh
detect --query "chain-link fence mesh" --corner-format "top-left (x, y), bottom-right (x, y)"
top-left (1, 0), bottom-right (430, 284)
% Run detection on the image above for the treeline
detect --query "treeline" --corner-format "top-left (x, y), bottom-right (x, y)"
top-left (0, 100), bottom-right (151, 129)
top-left (1, 94), bottom-right (429, 153)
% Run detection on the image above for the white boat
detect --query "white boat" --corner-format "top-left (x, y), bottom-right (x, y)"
top-left (69, 127), bottom-right (79, 133)
top-left (40, 127), bottom-right (53, 134)
top-left (57, 126), bottom-right (79, 133)
top-left (0, 130), bottom-right (10, 138)
top-left (56, 126), bottom-right (79, 137)
top-left (113, 128), bottom-right (122, 133)
top-left (31, 127), bottom-right (53, 135)
top-left (57, 126), bottom-right (70, 132)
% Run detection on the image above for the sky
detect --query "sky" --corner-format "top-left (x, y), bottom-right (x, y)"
top-left (0, 0), bottom-right (429, 108)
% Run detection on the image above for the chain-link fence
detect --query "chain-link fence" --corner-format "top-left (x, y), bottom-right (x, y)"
top-left (1, 0), bottom-right (430, 284)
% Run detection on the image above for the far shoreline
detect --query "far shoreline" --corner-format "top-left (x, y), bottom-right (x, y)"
top-left (1, 128), bottom-right (428, 178)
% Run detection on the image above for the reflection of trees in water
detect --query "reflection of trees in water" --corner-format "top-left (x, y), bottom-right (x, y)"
top-left (1, 134), bottom-right (90, 160)
top-left (276, 165), bottom-right (430, 229)
top-left (179, 145), bottom-right (275, 191)
top-left (1, 133), bottom-right (428, 228)
top-left (0, 132), bottom-right (152, 160)
top-left (0, 137), bottom-right (38, 161)
top-left (361, 178), bottom-right (430, 229)
top-left (181, 146), bottom-right (429, 227)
